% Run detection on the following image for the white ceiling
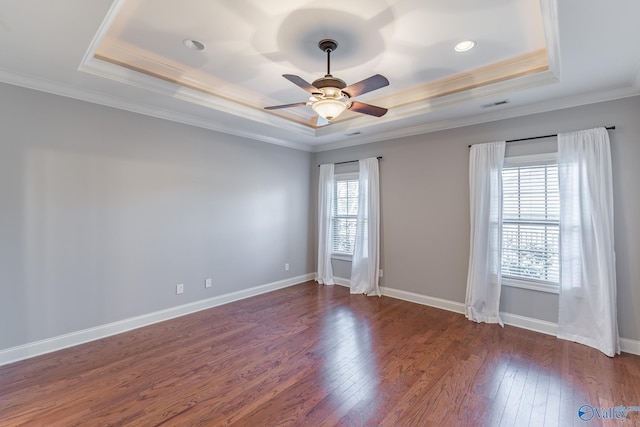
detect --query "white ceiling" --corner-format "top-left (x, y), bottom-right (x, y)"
top-left (1, 0), bottom-right (639, 151)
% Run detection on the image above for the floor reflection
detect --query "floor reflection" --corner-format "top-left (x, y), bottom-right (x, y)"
top-left (487, 357), bottom-right (545, 425)
top-left (488, 352), bottom-right (607, 426)
top-left (319, 304), bottom-right (378, 405)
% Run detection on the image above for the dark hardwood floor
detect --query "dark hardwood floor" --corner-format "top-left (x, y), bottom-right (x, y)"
top-left (1, 282), bottom-right (639, 426)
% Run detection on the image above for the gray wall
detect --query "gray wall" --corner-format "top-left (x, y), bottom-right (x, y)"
top-left (313, 96), bottom-right (640, 342)
top-left (2, 80), bottom-right (638, 351)
top-left (0, 83), bottom-right (313, 350)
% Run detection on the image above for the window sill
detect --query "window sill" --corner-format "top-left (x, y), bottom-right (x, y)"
top-left (331, 253), bottom-right (353, 262)
top-left (501, 277), bottom-right (560, 295)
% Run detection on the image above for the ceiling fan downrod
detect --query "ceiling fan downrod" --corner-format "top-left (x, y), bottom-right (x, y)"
top-left (318, 39), bottom-right (338, 77)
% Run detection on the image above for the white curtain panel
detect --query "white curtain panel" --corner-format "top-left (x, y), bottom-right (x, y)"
top-left (317, 164), bottom-right (335, 285)
top-left (557, 128), bottom-right (619, 356)
top-left (350, 158), bottom-right (381, 296)
top-left (466, 141), bottom-right (505, 326)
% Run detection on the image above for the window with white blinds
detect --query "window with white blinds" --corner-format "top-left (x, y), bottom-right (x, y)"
top-left (501, 155), bottom-right (560, 285)
top-left (332, 175), bottom-right (359, 255)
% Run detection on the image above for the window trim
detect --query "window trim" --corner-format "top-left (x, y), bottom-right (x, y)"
top-left (501, 152), bottom-right (560, 294)
top-left (331, 172), bottom-right (359, 259)
top-left (502, 276), bottom-right (560, 294)
top-left (503, 152), bottom-right (557, 167)
top-left (331, 253), bottom-right (353, 261)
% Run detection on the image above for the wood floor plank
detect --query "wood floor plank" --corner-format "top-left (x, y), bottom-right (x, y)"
top-left (1, 282), bottom-right (639, 426)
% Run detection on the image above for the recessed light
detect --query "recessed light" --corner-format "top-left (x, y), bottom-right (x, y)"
top-left (454, 40), bottom-right (476, 52)
top-left (183, 39), bottom-right (206, 51)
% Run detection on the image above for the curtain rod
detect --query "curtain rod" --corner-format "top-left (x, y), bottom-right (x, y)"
top-left (318, 156), bottom-right (382, 167)
top-left (468, 126), bottom-right (615, 148)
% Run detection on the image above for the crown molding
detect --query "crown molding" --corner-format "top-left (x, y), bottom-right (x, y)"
top-left (79, 56), bottom-right (316, 138)
top-left (79, 0), bottom-right (126, 67)
top-left (314, 67), bottom-right (560, 139)
top-left (0, 67), bottom-right (313, 152)
top-left (313, 86), bottom-right (640, 152)
top-left (540, 0), bottom-right (561, 79)
top-left (3, 64), bottom-right (637, 155)
top-left (365, 49), bottom-right (550, 113)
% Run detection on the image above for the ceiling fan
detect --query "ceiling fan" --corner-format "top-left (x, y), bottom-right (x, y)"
top-left (265, 39), bottom-right (389, 124)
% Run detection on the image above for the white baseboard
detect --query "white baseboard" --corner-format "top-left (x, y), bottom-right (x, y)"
top-left (379, 284), bottom-right (640, 356)
top-left (0, 273), bottom-right (315, 366)
top-left (380, 286), bottom-right (466, 314)
top-left (499, 312), bottom-right (558, 336)
top-left (620, 338), bottom-right (640, 356)
top-left (333, 279), bottom-right (467, 315)
top-left (6, 275), bottom-right (636, 365)
top-left (333, 277), bottom-right (351, 288)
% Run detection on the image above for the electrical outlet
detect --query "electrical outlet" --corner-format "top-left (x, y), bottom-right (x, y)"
top-left (379, 269), bottom-right (383, 278)
top-left (205, 278), bottom-right (212, 288)
top-left (285, 263), bottom-right (290, 271)
top-left (176, 283), bottom-right (184, 294)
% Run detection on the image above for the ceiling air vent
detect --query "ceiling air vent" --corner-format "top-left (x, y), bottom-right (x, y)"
top-left (481, 99), bottom-right (510, 109)
top-left (345, 131), bottom-right (362, 136)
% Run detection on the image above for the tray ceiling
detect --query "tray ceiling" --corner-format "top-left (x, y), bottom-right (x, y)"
top-left (1, 0), bottom-right (639, 150)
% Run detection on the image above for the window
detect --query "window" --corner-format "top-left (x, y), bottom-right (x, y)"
top-left (332, 174), bottom-right (359, 255)
top-left (501, 154), bottom-right (560, 291)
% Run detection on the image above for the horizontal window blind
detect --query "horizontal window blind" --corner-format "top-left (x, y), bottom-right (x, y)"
top-left (332, 178), bottom-right (359, 254)
top-left (502, 163), bottom-right (560, 283)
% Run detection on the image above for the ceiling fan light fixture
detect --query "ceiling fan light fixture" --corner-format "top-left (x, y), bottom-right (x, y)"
top-left (312, 98), bottom-right (347, 120)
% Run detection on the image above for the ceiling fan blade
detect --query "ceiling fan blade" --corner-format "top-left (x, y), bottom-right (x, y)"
top-left (313, 115), bottom-right (330, 127)
top-left (264, 102), bottom-right (308, 110)
top-left (342, 74), bottom-right (389, 98)
top-left (348, 101), bottom-right (388, 117)
top-left (283, 74), bottom-right (320, 94)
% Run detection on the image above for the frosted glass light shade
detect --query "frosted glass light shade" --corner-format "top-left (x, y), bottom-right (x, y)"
top-left (312, 99), bottom-right (347, 120)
